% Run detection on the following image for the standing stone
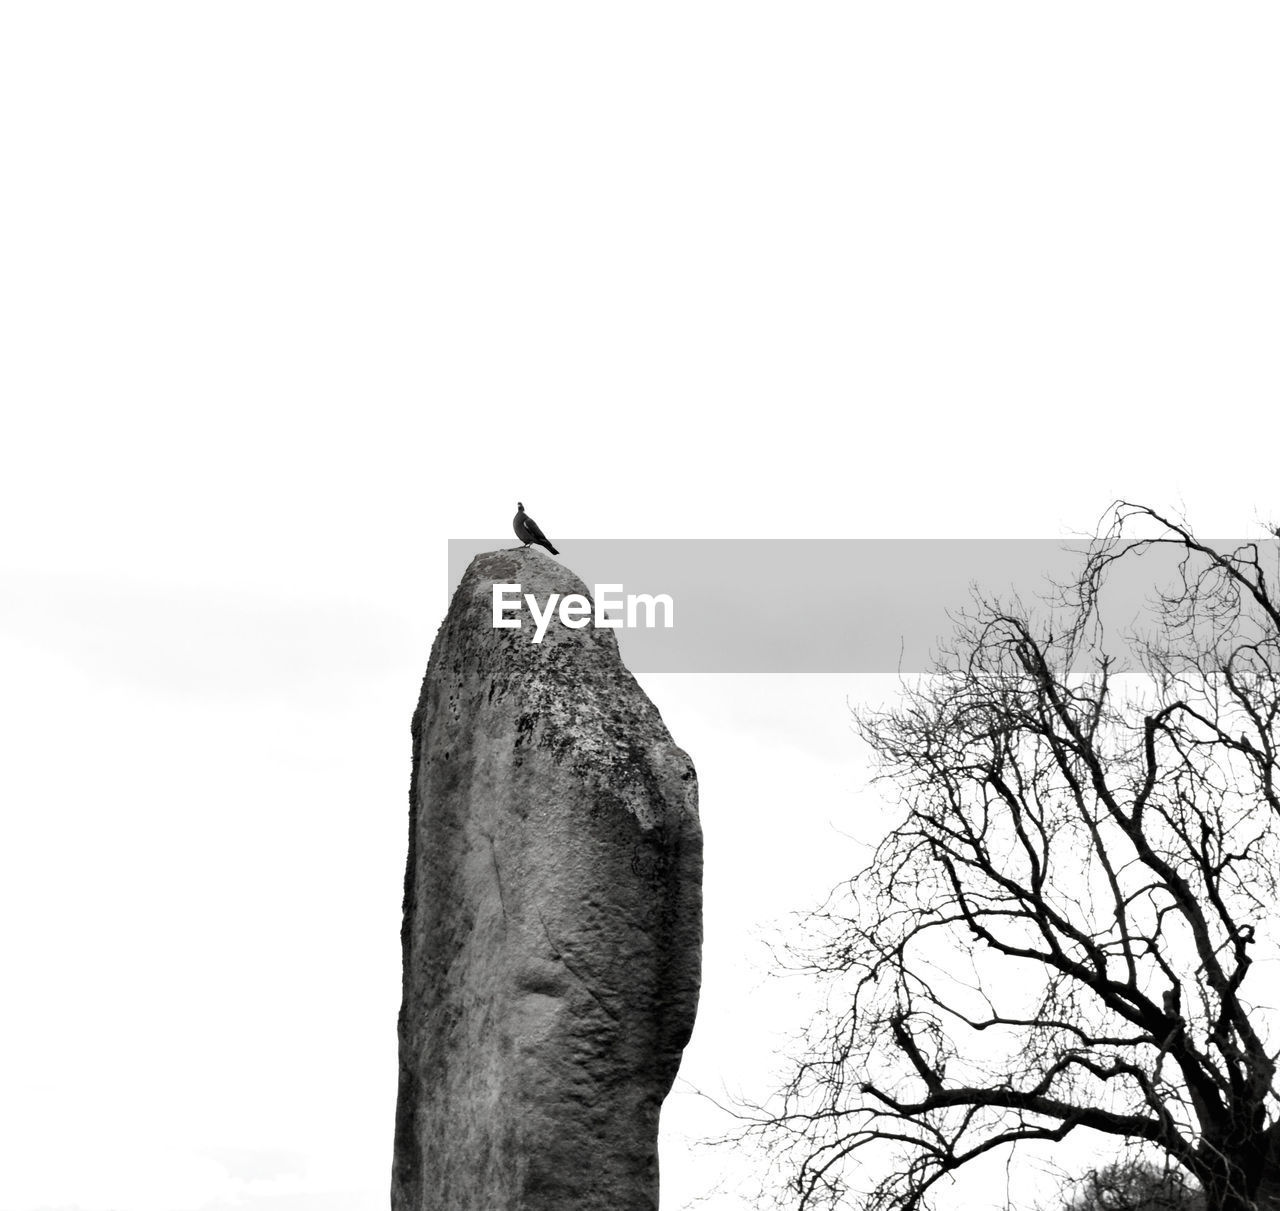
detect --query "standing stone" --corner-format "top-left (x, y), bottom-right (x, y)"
top-left (392, 547), bottom-right (702, 1211)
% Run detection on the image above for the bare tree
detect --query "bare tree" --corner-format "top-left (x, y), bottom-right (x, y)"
top-left (756, 504), bottom-right (1280, 1211)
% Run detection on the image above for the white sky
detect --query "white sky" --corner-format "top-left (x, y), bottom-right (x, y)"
top-left (3, 4), bottom-right (1280, 1210)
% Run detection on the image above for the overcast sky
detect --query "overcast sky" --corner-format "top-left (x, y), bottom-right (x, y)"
top-left (3, 5), bottom-right (1280, 1210)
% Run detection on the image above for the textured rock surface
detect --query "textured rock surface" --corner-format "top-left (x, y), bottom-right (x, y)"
top-left (392, 547), bottom-right (702, 1211)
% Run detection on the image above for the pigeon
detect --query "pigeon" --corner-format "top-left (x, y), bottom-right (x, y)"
top-left (513, 502), bottom-right (559, 555)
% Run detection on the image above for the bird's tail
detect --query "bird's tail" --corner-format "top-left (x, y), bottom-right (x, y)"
top-left (542, 542), bottom-right (560, 556)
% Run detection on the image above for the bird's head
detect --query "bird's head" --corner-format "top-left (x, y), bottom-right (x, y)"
top-left (517, 501), bottom-right (524, 511)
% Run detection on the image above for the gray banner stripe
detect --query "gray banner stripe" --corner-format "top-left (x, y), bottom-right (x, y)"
top-left (448, 539), bottom-right (1275, 673)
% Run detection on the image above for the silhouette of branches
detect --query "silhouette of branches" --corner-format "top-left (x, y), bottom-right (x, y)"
top-left (750, 504), bottom-right (1280, 1211)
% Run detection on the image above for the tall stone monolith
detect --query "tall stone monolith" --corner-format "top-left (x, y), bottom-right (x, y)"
top-left (392, 547), bottom-right (702, 1211)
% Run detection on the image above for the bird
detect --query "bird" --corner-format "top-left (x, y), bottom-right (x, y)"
top-left (513, 502), bottom-right (559, 555)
